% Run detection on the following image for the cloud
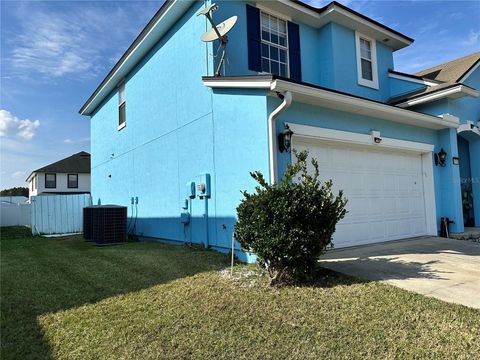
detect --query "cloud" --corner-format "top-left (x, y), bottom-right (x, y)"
top-left (0, 109), bottom-right (40, 140)
top-left (64, 137), bottom-right (90, 145)
top-left (11, 171), bottom-right (26, 179)
top-left (462, 30), bottom-right (479, 46)
top-left (6, 2), bottom-right (161, 79)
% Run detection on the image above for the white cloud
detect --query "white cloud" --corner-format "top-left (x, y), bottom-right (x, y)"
top-left (462, 30), bottom-right (479, 46)
top-left (0, 109), bottom-right (40, 140)
top-left (11, 171), bottom-right (26, 179)
top-left (64, 137), bottom-right (90, 145)
top-left (6, 2), bottom-right (161, 79)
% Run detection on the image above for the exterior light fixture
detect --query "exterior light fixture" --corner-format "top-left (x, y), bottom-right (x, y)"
top-left (370, 130), bottom-right (382, 144)
top-left (435, 148), bottom-right (447, 167)
top-left (278, 124), bottom-right (294, 153)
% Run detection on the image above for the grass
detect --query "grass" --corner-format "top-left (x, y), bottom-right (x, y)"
top-left (1, 226), bottom-right (479, 359)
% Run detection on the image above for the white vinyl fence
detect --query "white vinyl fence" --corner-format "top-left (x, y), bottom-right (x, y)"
top-left (0, 203), bottom-right (31, 226)
top-left (31, 194), bottom-right (92, 235)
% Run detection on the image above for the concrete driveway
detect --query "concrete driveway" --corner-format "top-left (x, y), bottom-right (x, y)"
top-left (319, 237), bottom-right (480, 309)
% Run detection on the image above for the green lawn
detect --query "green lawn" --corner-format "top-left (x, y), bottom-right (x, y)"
top-left (1, 227), bottom-right (479, 359)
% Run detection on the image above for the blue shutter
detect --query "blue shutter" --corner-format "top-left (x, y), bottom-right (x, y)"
top-left (288, 21), bottom-right (302, 81)
top-left (246, 4), bottom-right (261, 72)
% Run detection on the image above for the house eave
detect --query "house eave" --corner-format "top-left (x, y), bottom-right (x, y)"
top-left (396, 85), bottom-right (480, 108)
top-left (261, 1), bottom-right (413, 50)
top-left (79, 0), bottom-right (195, 116)
top-left (202, 76), bottom-right (458, 130)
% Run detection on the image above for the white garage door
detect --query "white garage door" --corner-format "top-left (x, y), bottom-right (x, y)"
top-left (294, 139), bottom-right (428, 248)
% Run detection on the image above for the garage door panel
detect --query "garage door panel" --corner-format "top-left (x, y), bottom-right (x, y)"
top-left (294, 140), bottom-right (428, 248)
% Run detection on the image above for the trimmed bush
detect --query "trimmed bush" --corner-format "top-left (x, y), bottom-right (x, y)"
top-left (235, 150), bottom-right (347, 286)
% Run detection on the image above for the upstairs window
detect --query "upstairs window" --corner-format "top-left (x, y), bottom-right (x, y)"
top-left (67, 174), bottom-right (78, 188)
top-left (260, 12), bottom-right (289, 77)
top-left (246, 4), bottom-right (301, 81)
top-left (355, 32), bottom-right (378, 89)
top-left (118, 82), bottom-right (126, 130)
top-left (45, 173), bottom-right (56, 188)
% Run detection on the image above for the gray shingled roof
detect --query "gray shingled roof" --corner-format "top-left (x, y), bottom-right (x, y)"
top-left (389, 52), bottom-right (480, 105)
top-left (415, 52), bottom-right (480, 83)
top-left (27, 151), bottom-right (91, 180)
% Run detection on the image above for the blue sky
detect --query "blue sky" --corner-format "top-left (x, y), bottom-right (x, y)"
top-left (0, 0), bottom-right (479, 190)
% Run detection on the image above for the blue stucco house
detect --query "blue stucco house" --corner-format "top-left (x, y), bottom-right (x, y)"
top-left (79, 1), bottom-right (479, 261)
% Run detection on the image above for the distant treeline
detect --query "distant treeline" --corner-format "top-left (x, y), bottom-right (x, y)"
top-left (0, 187), bottom-right (29, 197)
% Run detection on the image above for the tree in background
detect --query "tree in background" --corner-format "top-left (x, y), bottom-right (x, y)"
top-left (0, 187), bottom-right (29, 197)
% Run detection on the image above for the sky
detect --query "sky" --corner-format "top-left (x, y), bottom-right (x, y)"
top-left (0, 0), bottom-right (479, 190)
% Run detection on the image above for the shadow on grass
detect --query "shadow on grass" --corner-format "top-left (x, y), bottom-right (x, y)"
top-left (0, 227), bottom-right (229, 360)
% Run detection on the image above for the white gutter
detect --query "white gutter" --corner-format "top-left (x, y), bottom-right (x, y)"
top-left (268, 91), bottom-right (292, 184)
top-left (396, 85), bottom-right (480, 108)
top-left (202, 78), bottom-right (459, 129)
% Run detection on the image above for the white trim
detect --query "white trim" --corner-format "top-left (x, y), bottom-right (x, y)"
top-left (271, 0), bottom-right (412, 50)
top-left (117, 122), bottom-right (126, 131)
top-left (397, 85), bottom-right (480, 108)
top-left (355, 32), bottom-right (379, 89)
top-left (287, 124), bottom-right (435, 153)
top-left (202, 79), bottom-right (272, 89)
top-left (256, 3), bottom-right (292, 22)
top-left (289, 124), bottom-right (437, 236)
top-left (421, 153), bottom-right (438, 235)
top-left (458, 61), bottom-right (480, 83)
top-left (202, 78), bottom-right (460, 129)
top-left (271, 79), bottom-right (459, 129)
top-left (457, 121), bottom-right (480, 138)
top-left (388, 72), bottom-right (438, 87)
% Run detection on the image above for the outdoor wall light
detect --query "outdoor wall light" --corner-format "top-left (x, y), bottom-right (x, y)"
top-left (278, 124), bottom-right (294, 153)
top-left (435, 148), bottom-right (447, 167)
top-left (370, 130), bottom-right (382, 144)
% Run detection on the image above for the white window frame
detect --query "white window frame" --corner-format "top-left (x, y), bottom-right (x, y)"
top-left (259, 10), bottom-right (290, 78)
top-left (118, 81), bottom-right (126, 131)
top-left (355, 31), bottom-right (378, 89)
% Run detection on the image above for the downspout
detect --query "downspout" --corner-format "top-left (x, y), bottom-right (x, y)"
top-left (268, 91), bottom-right (292, 184)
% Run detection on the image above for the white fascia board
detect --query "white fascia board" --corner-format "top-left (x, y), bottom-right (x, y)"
top-left (271, 79), bottom-right (459, 129)
top-left (329, 5), bottom-right (412, 50)
top-left (80, 0), bottom-right (195, 116)
top-left (288, 123), bottom-right (434, 153)
top-left (259, 0), bottom-right (411, 50)
top-left (388, 73), bottom-right (438, 87)
top-left (396, 85), bottom-right (480, 108)
top-left (202, 79), bottom-right (272, 89)
top-left (458, 61), bottom-right (480, 83)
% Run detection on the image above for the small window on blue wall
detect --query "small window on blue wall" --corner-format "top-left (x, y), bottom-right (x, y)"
top-left (118, 82), bottom-right (126, 130)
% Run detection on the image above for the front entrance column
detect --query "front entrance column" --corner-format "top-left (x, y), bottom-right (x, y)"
top-left (437, 128), bottom-right (464, 233)
top-left (470, 139), bottom-right (480, 227)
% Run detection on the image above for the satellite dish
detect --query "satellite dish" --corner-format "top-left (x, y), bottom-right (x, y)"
top-left (201, 16), bottom-right (237, 42)
top-left (197, 3), bottom-right (218, 16)
top-left (197, 4), bottom-right (237, 77)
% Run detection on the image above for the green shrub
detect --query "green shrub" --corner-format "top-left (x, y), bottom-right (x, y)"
top-left (235, 150), bottom-right (347, 286)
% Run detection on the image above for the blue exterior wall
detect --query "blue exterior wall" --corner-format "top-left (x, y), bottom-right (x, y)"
top-left (410, 67), bottom-right (480, 227)
top-left (215, 1), bottom-right (399, 102)
top-left (89, 0), bottom-right (477, 263)
top-left (389, 77), bottom-right (426, 98)
top-left (273, 99), bottom-right (464, 233)
top-left (90, 2), bottom-right (269, 259)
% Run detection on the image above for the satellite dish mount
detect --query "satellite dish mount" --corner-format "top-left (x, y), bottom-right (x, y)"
top-left (197, 4), bottom-right (237, 77)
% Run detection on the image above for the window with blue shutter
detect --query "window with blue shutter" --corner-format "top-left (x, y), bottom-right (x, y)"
top-left (246, 5), bottom-right (301, 81)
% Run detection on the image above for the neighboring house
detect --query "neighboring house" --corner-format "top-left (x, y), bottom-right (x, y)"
top-left (79, 0), bottom-right (479, 261)
top-left (26, 152), bottom-right (91, 198)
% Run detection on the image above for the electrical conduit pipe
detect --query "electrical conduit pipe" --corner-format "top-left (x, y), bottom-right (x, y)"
top-left (268, 91), bottom-right (292, 184)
